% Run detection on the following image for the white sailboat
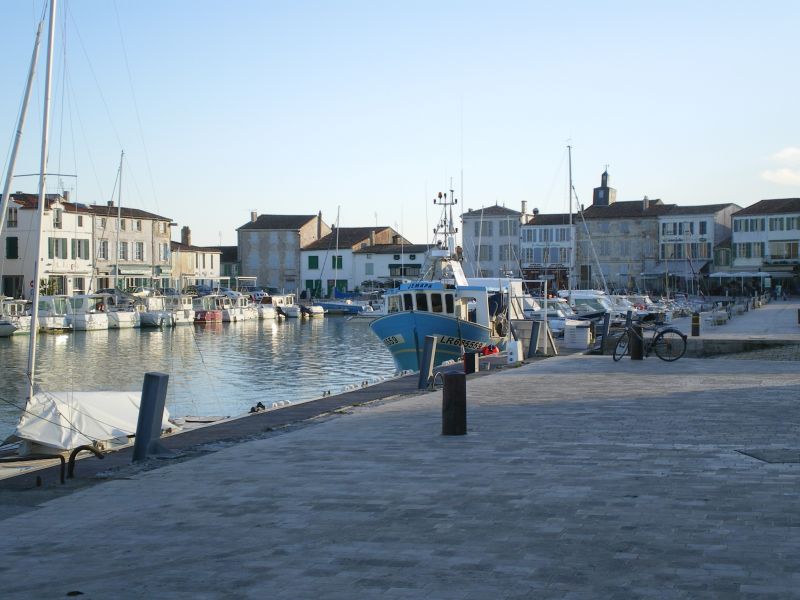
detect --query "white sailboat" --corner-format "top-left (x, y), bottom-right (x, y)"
top-left (9, 1), bottom-right (172, 457)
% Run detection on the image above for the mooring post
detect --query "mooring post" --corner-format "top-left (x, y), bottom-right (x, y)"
top-left (630, 324), bottom-right (644, 360)
top-left (625, 310), bottom-right (633, 329)
top-left (463, 351), bottom-right (480, 374)
top-left (417, 335), bottom-right (437, 390)
top-left (132, 372), bottom-right (170, 462)
top-left (527, 320), bottom-right (542, 358)
top-left (691, 312), bottom-right (700, 337)
top-left (599, 313), bottom-right (611, 352)
top-left (442, 373), bottom-right (466, 436)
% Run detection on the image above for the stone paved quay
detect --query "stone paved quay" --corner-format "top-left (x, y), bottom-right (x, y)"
top-left (2, 346), bottom-right (800, 598)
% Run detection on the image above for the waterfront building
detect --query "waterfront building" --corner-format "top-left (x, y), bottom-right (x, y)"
top-left (653, 203), bottom-right (740, 292)
top-left (237, 212), bottom-right (330, 293)
top-left (170, 227), bottom-right (222, 290)
top-left (460, 203), bottom-right (528, 277)
top-left (731, 198), bottom-right (800, 290)
top-left (1, 192), bottom-right (94, 298)
top-left (352, 242), bottom-right (432, 291)
top-left (299, 226), bottom-right (406, 297)
top-left (215, 246), bottom-right (240, 280)
top-left (89, 201), bottom-right (173, 291)
top-left (519, 212), bottom-right (576, 290)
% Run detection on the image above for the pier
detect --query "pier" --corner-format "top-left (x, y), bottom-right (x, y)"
top-left (0, 300), bottom-right (798, 597)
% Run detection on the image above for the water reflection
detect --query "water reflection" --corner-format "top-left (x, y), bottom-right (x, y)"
top-left (0, 317), bottom-right (396, 441)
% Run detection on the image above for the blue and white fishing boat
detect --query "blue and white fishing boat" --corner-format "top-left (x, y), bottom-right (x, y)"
top-left (369, 190), bottom-right (525, 372)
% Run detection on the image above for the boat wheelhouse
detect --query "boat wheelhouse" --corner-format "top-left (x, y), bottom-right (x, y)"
top-left (192, 295), bottom-right (222, 322)
top-left (68, 294), bottom-right (109, 331)
top-left (164, 295), bottom-right (196, 325)
top-left (36, 295), bottom-right (71, 332)
top-left (0, 298), bottom-right (32, 337)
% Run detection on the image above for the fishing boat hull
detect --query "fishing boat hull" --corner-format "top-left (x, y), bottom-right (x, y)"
top-left (370, 311), bottom-right (495, 372)
top-left (69, 313), bottom-right (109, 331)
top-left (0, 319), bottom-right (19, 337)
top-left (194, 309), bottom-right (223, 323)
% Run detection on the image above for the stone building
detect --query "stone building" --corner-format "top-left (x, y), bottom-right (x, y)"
top-left (460, 204), bottom-right (529, 277)
top-left (170, 227), bottom-right (222, 290)
top-left (237, 212), bottom-right (330, 292)
top-left (1, 192), bottom-right (94, 297)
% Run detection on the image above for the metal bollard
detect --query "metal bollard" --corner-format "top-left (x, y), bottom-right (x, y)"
top-left (417, 335), bottom-right (438, 389)
top-left (630, 325), bottom-right (644, 360)
top-left (132, 372), bottom-right (171, 462)
top-left (797, 308), bottom-right (800, 325)
top-left (691, 312), bottom-right (700, 337)
top-left (463, 351), bottom-right (480, 374)
top-left (442, 373), bottom-right (466, 435)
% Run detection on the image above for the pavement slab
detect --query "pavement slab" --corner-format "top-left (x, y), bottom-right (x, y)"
top-left (1, 351), bottom-right (799, 598)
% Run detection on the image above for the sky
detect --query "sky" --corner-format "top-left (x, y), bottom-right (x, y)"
top-left (2, 1), bottom-right (800, 247)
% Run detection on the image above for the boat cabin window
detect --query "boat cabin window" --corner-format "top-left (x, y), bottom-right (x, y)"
top-left (388, 296), bottom-right (403, 313)
top-left (445, 293), bottom-right (454, 314)
top-left (430, 293), bottom-right (443, 313)
top-left (415, 293), bottom-right (428, 311)
top-left (403, 293), bottom-right (413, 311)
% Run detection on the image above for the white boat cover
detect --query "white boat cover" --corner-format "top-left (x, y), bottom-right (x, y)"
top-left (14, 391), bottom-right (172, 452)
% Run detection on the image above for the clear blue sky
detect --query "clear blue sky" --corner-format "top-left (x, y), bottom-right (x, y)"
top-left (3, 1), bottom-right (799, 247)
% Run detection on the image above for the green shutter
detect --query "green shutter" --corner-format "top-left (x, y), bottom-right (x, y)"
top-left (71, 239), bottom-right (77, 259)
top-left (48, 238), bottom-right (54, 259)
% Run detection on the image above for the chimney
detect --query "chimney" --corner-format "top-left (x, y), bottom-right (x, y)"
top-left (181, 226), bottom-right (191, 246)
top-left (107, 200), bottom-right (114, 207)
top-left (642, 195), bottom-right (650, 211)
top-left (520, 200), bottom-right (528, 224)
top-left (369, 230), bottom-right (375, 246)
top-left (250, 210), bottom-right (257, 223)
top-left (63, 190), bottom-right (70, 203)
top-left (317, 211), bottom-right (322, 239)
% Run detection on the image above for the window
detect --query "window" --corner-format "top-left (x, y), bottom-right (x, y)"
top-left (118, 241), bottom-right (129, 260)
top-left (445, 294), bottom-right (454, 314)
top-left (6, 237), bottom-right (18, 259)
top-left (393, 254), bottom-right (400, 260)
top-left (332, 255), bottom-right (343, 269)
top-left (53, 208), bottom-right (63, 229)
top-left (409, 254), bottom-right (416, 260)
top-left (120, 218), bottom-right (126, 231)
top-left (499, 244), bottom-right (514, 261)
top-left (308, 255), bottom-right (319, 269)
top-left (699, 221), bottom-right (707, 235)
top-left (202, 254), bottom-right (206, 269)
top-left (478, 245), bottom-right (493, 261)
top-left (769, 217), bottom-right (785, 231)
top-left (71, 239), bottom-right (90, 260)
top-left (77, 215), bottom-right (83, 227)
top-left (211, 255), bottom-right (214, 268)
top-left (135, 219), bottom-right (142, 231)
top-left (768, 240), bottom-right (799, 259)
top-left (402, 293), bottom-right (413, 310)
top-left (48, 237), bottom-right (68, 258)
top-left (160, 243), bottom-right (170, 261)
top-left (415, 293), bottom-right (428, 311)
top-left (99, 217), bottom-right (106, 228)
top-left (521, 247), bottom-right (533, 263)
top-left (430, 293), bottom-right (443, 313)
top-left (7, 207), bottom-right (17, 227)
top-left (499, 220), bottom-right (518, 236)
top-left (365, 263), bottom-right (374, 275)
top-left (135, 242), bottom-right (145, 261)
top-left (98, 240), bottom-right (108, 260)
top-left (473, 221), bottom-right (493, 237)
top-left (558, 247), bottom-right (571, 264)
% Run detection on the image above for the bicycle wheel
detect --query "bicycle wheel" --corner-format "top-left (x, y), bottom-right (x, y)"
top-left (613, 331), bottom-right (630, 361)
top-left (652, 329), bottom-right (686, 361)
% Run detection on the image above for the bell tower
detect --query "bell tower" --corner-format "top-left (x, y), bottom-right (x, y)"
top-left (592, 168), bottom-right (616, 206)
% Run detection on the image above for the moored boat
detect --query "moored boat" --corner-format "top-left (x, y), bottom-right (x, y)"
top-left (0, 298), bottom-right (32, 336)
top-left (165, 294), bottom-right (195, 325)
top-left (68, 294), bottom-right (109, 331)
top-left (36, 295), bottom-right (72, 332)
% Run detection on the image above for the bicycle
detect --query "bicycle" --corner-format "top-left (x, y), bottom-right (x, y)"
top-left (612, 320), bottom-right (687, 362)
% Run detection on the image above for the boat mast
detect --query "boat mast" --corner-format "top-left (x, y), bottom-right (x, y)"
top-left (567, 144), bottom-right (574, 290)
top-left (115, 150), bottom-right (123, 290)
top-left (334, 206), bottom-right (339, 296)
top-left (0, 18), bottom-right (43, 236)
top-left (27, 0), bottom-right (57, 401)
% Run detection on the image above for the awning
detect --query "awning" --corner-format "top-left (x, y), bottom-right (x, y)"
top-left (641, 260), bottom-right (709, 278)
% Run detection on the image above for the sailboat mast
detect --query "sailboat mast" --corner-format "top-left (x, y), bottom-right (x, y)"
top-left (567, 145), bottom-right (573, 227)
top-left (0, 19), bottom-right (43, 235)
top-left (115, 150), bottom-right (123, 290)
top-left (27, 0), bottom-right (57, 401)
top-left (334, 206), bottom-right (339, 295)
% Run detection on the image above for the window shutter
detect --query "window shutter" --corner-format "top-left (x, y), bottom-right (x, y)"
top-left (71, 239), bottom-right (77, 259)
top-left (48, 238), bottom-right (54, 259)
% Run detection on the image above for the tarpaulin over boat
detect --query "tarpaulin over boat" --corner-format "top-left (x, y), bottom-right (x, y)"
top-left (14, 391), bottom-right (172, 451)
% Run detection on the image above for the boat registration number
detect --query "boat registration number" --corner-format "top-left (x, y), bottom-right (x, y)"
top-left (383, 334), bottom-right (405, 346)
top-left (437, 336), bottom-right (484, 350)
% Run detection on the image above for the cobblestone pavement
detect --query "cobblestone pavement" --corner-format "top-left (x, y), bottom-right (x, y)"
top-left (1, 355), bottom-right (799, 599)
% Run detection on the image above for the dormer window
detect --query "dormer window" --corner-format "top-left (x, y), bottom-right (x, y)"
top-left (53, 208), bottom-right (63, 229)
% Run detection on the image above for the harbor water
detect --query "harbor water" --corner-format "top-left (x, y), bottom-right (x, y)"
top-left (0, 317), bottom-right (396, 442)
